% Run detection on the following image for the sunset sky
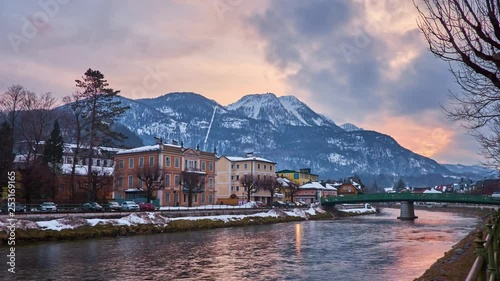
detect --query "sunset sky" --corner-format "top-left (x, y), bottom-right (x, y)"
top-left (0, 0), bottom-right (484, 165)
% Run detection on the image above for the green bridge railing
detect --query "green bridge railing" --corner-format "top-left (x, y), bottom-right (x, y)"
top-left (466, 209), bottom-right (500, 281)
top-left (321, 193), bottom-right (500, 206)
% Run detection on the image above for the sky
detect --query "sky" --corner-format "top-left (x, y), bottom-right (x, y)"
top-left (0, 0), bottom-right (484, 165)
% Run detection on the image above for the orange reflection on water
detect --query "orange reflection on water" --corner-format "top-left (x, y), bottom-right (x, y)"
top-left (295, 223), bottom-right (302, 256)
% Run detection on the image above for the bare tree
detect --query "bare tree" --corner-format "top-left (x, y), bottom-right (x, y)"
top-left (260, 176), bottom-right (282, 205)
top-left (181, 171), bottom-right (205, 207)
top-left (415, 0), bottom-right (500, 166)
top-left (240, 174), bottom-right (260, 203)
top-left (286, 180), bottom-right (300, 203)
top-left (0, 84), bottom-right (26, 142)
top-left (136, 165), bottom-right (164, 203)
top-left (81, 168), bottom-right (113, 202)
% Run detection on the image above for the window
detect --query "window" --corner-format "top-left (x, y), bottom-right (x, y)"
top-left (194, 194), bottom-right (198, 203)
top-left (231, 176), bottom-right (234, 180)
top-left (174, 157), bottom-right (180, 168)
top-left (165, 193), bottom-right (170, 204)
top-left (139, 157), bottom-right (144, 168)
top-left (231, 164), bottom-right (234, 169)
top-left (149, 156), bottom-right (154, 166)
top-left (209, 178), bottom-right (213, 188)
top-left (138, 180), bottom-right (143, 188)
top-left (270, 166), bottom-right (273, 171)
top-left (183, 194), bottom-right (187, 203)
top-left (258, 164), bottom-right (261, 169)
top-left (174, 175), bottom-right (180, 186)
top-left (231, 186), bottom-right (234, 191)
top-left (209, 162), bottom-right (213, 172)
top-left (118, 176), bottom-right (124, 188)
top-left (244, 163), bottom-right (247, 169)
top-left (129, 158), bottom-right (134, 168)
top-left (128, 175), bottom-right (133, 187)
top-left (165, 156), bottom-right (171, 167)
top-left (119, 159), bottom-right (124, 169)
top-left (174, 193), bottom-right (179, 205)
top-left (104, 160), bottom-right (108, 167)
top-left (236, 164), bottom-right (240, 169)
top-left (236, 186), bottom-right (239, 191)
top-left (165, 174), bottom-right (171, 186)
top-left (96, 159), bottom-right (101, 166)
top-left (236, 175), bottom-right (239, 180)
top-left (264, 164), bottom-right (267, 170)
top-left (66, 157), bottom-right (73, 164)
top-left (201, 161), bottom-right (206, 171)
top-left (209, 194), bottom-right (213, 203)
top-left (201, 195), bottom-right (205, 203)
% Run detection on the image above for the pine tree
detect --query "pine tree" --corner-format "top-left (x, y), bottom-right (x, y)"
top-left (0, 122), bottom-right (14, 193)
top-left (66, 68), bottom-right (129, 201)
top-left (393, 178), bottom-right (406, 193)
top-left (43, 120), bottom-right (64, 199)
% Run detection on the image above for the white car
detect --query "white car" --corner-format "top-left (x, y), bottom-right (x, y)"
top-left (40, 202), bottom-right (57, 212)
top-left (121, 201), bottom-right (139, 211)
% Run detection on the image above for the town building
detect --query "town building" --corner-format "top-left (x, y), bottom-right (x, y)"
top-left (276, 168), bottom-right (319, 186)
top-left (295, 181), bottom-right (337, 204)
top-left (216, 152), bottom-right (277, 205)
top-left (113, 140), bottom-right (217, 206)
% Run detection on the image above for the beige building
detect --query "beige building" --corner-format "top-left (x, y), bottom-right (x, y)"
top-left (216, 153), bottom-right (277, 205)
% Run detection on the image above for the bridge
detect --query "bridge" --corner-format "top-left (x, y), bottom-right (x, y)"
top-left (321, 193), bottom-right (500, 220)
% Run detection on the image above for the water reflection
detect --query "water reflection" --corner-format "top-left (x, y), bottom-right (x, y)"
top-left (295, 223), bottom-right (302, 256)
top-left (6, 208), bottom-right (479, 281)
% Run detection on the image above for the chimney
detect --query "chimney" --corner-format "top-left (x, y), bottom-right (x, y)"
top-left (196, 144), bottom-right (200, 151)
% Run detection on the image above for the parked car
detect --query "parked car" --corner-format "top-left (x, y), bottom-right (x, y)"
top-left (139, 202), bottom-right (155, 211)
top-left (104, 201), bottom-right (121, 211)
top-left (82, 202), bottom-right (103, 212)
top-left (492, 192), bottom-right (500, 199)
top-left (40, 202), bottom-right (57, 212)
top-left (1, 202), bottom-right (26, 213)
top-left (255, 201), bottom-right (266, 208)
top-left (272, 201), bottom-right (287, 208)
top-left (121, 201), bottom-right (139, 211)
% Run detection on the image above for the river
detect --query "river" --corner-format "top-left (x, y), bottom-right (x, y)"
top-left (5, 207), bottom-right (481, 281)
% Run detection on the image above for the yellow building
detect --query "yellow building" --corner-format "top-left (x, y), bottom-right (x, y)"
top-left (215, 153), bottom-right (277, 205)
top-left (276, 168), bottom-right (318, 186)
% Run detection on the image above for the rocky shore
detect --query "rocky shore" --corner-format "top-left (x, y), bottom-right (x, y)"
top-left (414, 205), bottom-right (494, 281)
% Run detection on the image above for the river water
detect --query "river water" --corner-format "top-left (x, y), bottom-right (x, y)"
top-left (5, 208), bottom-right (481, 281)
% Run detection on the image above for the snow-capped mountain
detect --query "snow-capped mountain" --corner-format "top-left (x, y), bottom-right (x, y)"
top-left (441, 164), bottom-right (496, 180)
top-left (227, 93), bottom-right (341, 128)
top-left (102, 92), bottom-right (461, 185)
top-left (341, 123), bottom-right (363, 132)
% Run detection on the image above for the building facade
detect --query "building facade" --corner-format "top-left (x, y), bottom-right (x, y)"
top-left (113, 141), bottom-right (217, 206)
top-left (216, 153), bottom-right (277, 205)
top-left (276, 168), bottom-right (319, 186)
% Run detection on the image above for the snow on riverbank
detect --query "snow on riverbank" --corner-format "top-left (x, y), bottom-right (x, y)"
top-left (0, 206), bottom-right (323, 232)
top-left (337, 204), bottom-right (378, 214)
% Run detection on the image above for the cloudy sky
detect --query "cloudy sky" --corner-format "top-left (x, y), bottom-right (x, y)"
top-left (0, 0), bottom-right (483, 165)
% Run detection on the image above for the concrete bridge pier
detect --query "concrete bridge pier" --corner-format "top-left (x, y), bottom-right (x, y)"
top-left (397, 201), bottom-right (418, 220)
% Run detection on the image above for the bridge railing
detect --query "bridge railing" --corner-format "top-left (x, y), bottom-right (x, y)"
top-left (466, 209), bottom-right (500, 281)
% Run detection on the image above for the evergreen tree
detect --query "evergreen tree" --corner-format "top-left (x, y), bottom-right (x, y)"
top-left (0, 122), bottom-right (14, 193)
top-left (393, 178), bottom-right (406, 192)
top-left (43, 120), bottom-right (64, 199)
top-left (66, 68), bottom-right (129, 200)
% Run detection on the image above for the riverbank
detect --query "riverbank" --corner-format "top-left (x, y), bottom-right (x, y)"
top-left (0, 207), bottom-right (334, 245)
top-left (412, 205), bottom-right (493, 281)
